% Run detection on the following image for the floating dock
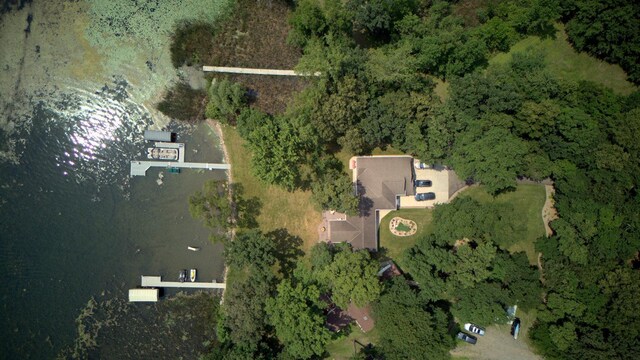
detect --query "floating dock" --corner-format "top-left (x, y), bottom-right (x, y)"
top-left (130, 141), bottom-right (230, 176)
top-left (141, 275), bottom-right (226, 289)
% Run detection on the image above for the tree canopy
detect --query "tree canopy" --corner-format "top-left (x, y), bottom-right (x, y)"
top-left (265, 279), bottom-right (331, 359)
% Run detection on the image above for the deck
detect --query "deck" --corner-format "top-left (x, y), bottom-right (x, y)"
top-left (141, 275), bottom-right (226, 289)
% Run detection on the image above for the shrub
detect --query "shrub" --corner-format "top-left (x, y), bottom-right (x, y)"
top-left (170, 22), bottom-right (216, 68)
top-left (205, 79), bottom-right (247, 124)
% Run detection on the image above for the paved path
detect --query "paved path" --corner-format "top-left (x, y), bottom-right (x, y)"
top-left (202, 66), bottom-right (320, 76)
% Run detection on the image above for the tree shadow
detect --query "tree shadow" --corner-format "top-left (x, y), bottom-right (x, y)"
top-left (265, 228), bottom-right (305, 278)
top-left (230, 183), bottom-right (262, 229)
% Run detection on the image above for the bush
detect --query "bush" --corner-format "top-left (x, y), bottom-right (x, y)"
top-left (205, 79), bottom-right (247, 124)
top-left (157, 82), bottom-right (206, 122)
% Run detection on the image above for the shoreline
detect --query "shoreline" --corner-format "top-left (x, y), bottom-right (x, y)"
top-left (206, 119), bottom-right (232, 303)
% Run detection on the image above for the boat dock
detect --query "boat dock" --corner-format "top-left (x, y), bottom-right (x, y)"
top-left (130, 141), bottom-right (230, 176)
top-left (141, 275), bottom-right (226, 289)
top-left (130, 161), bottom-right (230, 176)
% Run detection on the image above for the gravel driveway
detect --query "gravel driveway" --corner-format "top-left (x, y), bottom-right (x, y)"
top-left (451, 323), bottom-right (542, 360)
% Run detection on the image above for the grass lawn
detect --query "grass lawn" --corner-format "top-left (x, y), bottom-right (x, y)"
top-left (459, 185), bottom-right (546, 264)
top-left (379, 209), bottom-right (435, 269)
top-left (219, 124), bottom-right (322, 251)
top-left (433, 77), bottom-right (450, 102)
top-left (326, 325), bottom-right (379, 360)
top-left (490, 23), bottom-right (637, 95)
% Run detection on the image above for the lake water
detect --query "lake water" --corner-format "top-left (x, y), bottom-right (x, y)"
top-left (0, 1), bottom-right (232, 358)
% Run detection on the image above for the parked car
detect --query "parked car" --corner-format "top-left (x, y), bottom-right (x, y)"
top-left (414, 160), bottom-right (430, 169)
top-left (457, 332), bottom-right (477, 345)
top-left (511, 318), bottom-right (521, 339)
top-left (415, 192), bottom-right (436, 201)
top-left (464, 323), bottom-right (485, 336)
top-left (415, 179), bottom-right (432, 187)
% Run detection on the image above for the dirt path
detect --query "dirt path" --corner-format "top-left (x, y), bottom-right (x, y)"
top-left (451, 323), bottom-right (542, 360)
top-left (542, 184), bottom-right (558, 237)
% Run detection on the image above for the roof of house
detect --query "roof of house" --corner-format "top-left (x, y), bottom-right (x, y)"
top-left (326, 156), bottom-right (415, 250)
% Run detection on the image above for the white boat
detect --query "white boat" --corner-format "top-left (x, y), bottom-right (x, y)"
top-left (187, 246), bottom-right (200, 251)
top-left (190, 268), bottom-right (197, 282)
top-left (147, 147), bottom-right (178, 160)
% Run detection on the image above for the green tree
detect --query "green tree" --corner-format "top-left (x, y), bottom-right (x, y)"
top-left (189, 180), bottom-right (233, 242)
top-left (222, 269), bottom-right (275, 355)
top-left (224, 230), bottom-right (275, 269)
top-left (347, 0), bottom-right (418, 40)
top-left (311, 168), bottom-right (360, 216)
top-left (245, 115), bottom-right (313, 191)
top-left (324, 247), bottom-right (381, 308)
top-left (451, 126), bottom-right (529, 194)
top-left (205, 78), bottom-right (246, 124)
top-left (475, 17), bottom-right (519, 52)
top-left (565, 0), bottom-right (640, 83)
top-left (265, 279), bottom-right (331, 359)
top-left (452, 282), bottom-right (509, 325)
top-left (374, 278), bottom-right (454, 360)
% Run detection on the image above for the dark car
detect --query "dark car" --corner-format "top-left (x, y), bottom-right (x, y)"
top-left (464, 323), bottom-right (485, 336)
top-left (511, 318), bottom-right (521, 339)
top-left (457, 332), bottom-right (477, 345)
top-left (415, 192), bottom-right (436, 201)
top-left (415, 179), bottom-right (432, 187)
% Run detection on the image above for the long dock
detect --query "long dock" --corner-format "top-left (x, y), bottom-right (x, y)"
top-left (202, 66), bottom-right (321, 77)
top-left (130, 161), bottom-right (230, 176)
top-left (141, 275), bottom-right (226, 289)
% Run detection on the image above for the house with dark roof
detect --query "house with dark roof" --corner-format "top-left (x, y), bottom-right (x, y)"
top-left (317, 155), bottom-right (465, 250)
top-left (318, 156), bottom-right (415, 250)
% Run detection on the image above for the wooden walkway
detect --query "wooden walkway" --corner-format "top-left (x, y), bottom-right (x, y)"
top-left (130, 161), bottom-right (230, 176)
top-left (141, 275), bottom-right (226, 289)
top-left (203, 66), bottom-right (321, 77)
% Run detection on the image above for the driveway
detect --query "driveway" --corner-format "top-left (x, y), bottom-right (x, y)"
top-left (451, 323), bottom-right (542, 360)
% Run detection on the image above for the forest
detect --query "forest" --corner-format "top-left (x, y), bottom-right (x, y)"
top-left (162, 0), bottom-right (640, 359)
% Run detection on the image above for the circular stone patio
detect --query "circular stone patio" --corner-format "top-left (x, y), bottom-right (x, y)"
top-left (389, 217), bottom-right (417, 236)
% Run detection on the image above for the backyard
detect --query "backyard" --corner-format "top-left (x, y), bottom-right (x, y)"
top-left (379, 184), bottom-right (546, 266)
top-left (219, 125), bottom-right (322, 250)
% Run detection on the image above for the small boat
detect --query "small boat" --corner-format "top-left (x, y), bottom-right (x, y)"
top-left (167, 167), bottom-right (181, 174)
top-left (190, 268), bottom-right (197, 282)
top-left (178, 269), bottom-right (187, 283)
top-left (187, 246), bottom-right (200, 251)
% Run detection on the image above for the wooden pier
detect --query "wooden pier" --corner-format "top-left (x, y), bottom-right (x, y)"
top-left (202, 66), bottom-right (321, 77)
top-left (130, 161), bottom-right (230, 176)
top-left (141, 275), bottom-right (226, 289)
